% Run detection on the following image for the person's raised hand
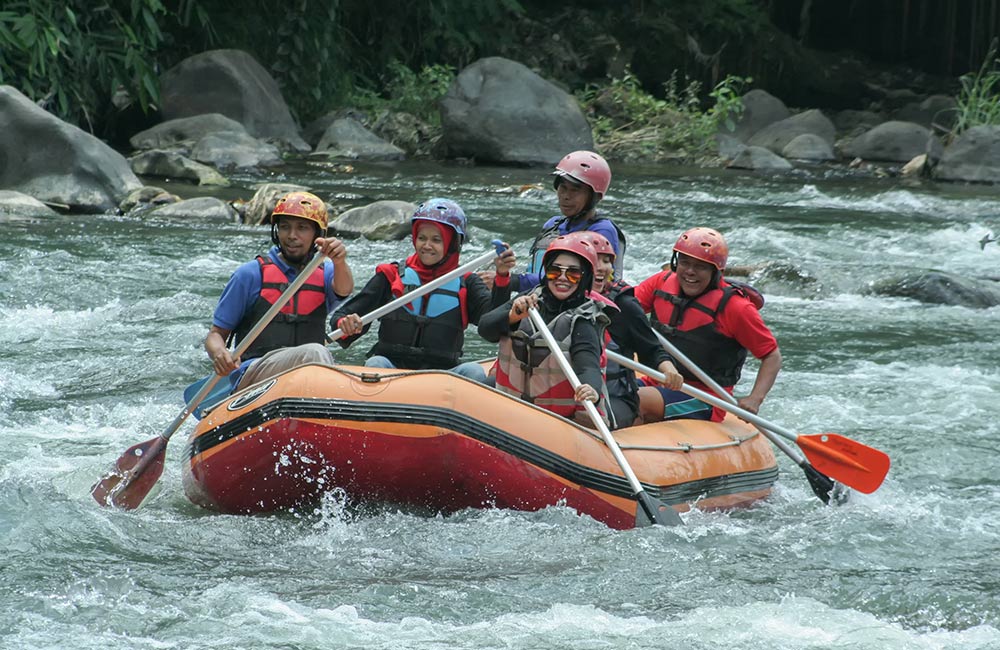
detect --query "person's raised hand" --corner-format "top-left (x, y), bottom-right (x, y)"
top-left (315, 236), bottom-right (347, 262)
top-left (494, 245), bottom-right (516, 276)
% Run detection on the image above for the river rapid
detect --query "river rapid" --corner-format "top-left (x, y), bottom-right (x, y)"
top-left (2, 161), bottom-right (998, 649)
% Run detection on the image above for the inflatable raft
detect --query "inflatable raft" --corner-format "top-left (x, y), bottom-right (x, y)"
top-left (183, 364), bottom-right (778, 529)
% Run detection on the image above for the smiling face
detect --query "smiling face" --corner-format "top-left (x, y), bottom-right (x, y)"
top-left (276, 215), bottom-right (319, 264)
top-left (413, 223), bottom-right (446, 266)
top-left (545, 252), bottom-right (585, 300)
top-left (593, 252), bottom-right (614, 293)
top-left (674, 253), bottom-right (717, 297)
top-left (556, 178), bottom-right (593, 218)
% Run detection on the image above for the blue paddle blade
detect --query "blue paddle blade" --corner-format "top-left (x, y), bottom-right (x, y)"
top-left (182, 374), bottom-right (232, 419)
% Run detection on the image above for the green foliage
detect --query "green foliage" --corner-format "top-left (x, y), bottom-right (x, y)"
top-left (577, 69), bottom-right (750, 159)
top-left (952, 38), bottom-right (1000, 139)
top-left (0, 0), bottom-right (214, 131)
top-left (349, 61), bottom-right (456, 125)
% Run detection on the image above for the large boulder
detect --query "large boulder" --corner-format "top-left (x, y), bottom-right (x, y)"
top-left (128, 150), bottom-right (229, 186)
top-left (315, 118), bottom-right (406, 161)
top-left (891, 95), bottom-right (958, 131)
top-left (0, 190), bottom-right (59, 218)
top-left (729, 89), bottom-right (790, 142)
top-left (159, 50), bottom-right (309, 152)
top-left (726, 146), bottom-right (793, 171)
top-left (190, 131), bottom-right (283, 169)
top-left (868, 271), bottom-right (1000, 308)
top-left (934, 125), bottom-right (1000, 183)
top-left (328, 200), bottom-right (416, 240)
top-left (747, 109), bottom-right (836, 155)
top-left (0, 85), bottom-right (141, 212)
top-left (844, 121), bottom-right (943, 163)
top-left (440, 57), bottom-right (592, 165)
top-left (129, 113), bottom-right (248, 151)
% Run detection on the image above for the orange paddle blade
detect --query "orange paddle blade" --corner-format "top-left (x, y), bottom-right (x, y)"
top-left (90, 437), bottom-right (167, 509)
top-left (797, 433), bottom-right (890, 494)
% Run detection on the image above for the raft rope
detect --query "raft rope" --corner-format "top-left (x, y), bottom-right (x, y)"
top-left (326, 364), bottom-right (762, 454)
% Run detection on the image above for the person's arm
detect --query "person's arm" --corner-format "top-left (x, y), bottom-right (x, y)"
top-left (203, 262), bottom-right (257, 374)
top-left (478, 292), bottom-right (538, 342)
top-left (722, 298), bottom-right (781, 414)
top-left (330, 273), bottom-right (393, 348)
top-left (568, 318), bottom-right (604, 399)
top-left (204, 325), bottom-right (239, 376)
top-left (315, 236), bottom-right (353, 298)
top-left (464, 273), bottom-right (493, 326)
top-left (477, 299), bottom-right (516, 342)
top-left (489, 244), bottom-right (516, 307)
top-left (737, 347), bottom-right (781, 414)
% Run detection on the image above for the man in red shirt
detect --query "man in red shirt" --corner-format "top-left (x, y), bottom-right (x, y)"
top-left (633, 227), bottom-right (781, 422)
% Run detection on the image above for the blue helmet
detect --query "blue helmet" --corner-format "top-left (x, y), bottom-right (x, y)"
top-left (411, 198), bottom-right (467, 247)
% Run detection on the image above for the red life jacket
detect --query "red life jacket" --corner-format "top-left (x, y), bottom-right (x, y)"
top-left (648, 271), bottom-right (751, 387)
top-left (232, 256), bottom-right (328, 360)
top-left (496, 290), bottom-right (612, 426)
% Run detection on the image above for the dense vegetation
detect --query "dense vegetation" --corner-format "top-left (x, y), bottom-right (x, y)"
top-left (2, 0), bottom-right (998, 148)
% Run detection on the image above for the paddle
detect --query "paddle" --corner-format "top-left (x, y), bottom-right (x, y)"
top-left (526, 307), bottom-right (684, 527)
top-left (92, 241), bottom-right (509, 509)
top-left (91, 247), bottom-right (331, 509)
top-left (647, 330), bottom-right (847, 504)
top-left (606, 348), bottom-right (890, 495)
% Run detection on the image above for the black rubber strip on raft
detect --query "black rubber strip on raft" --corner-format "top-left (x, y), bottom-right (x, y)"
top-left (187, 397), bottom-right (779, 506)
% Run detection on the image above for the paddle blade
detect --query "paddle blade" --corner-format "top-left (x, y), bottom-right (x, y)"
top-left (797, 433), bottom-right (890, 494)
top-left (800, 462), bottom-right (851, 505)
top-left (635, 490), bottom-right (684, 527)
top-left (90, 437), bottom-right (167, 509)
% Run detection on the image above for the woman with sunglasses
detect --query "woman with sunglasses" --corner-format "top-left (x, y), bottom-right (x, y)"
top-left (478, 234), bottom-right (615, 427)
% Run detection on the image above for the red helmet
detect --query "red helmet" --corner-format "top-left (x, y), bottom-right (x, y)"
top-left (542, 232), bottom-right (598, 277)
top-left (552, 150), bottom-right (611, 197)
top-left (587, 231), bottom-right (616, 260)
top-left (672, 227), bottom-right (728, 270)
top-left (271, 191), bottom-right (328, 233)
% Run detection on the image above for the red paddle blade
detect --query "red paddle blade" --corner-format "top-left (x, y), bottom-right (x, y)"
top-left (797, 433), bottom-right (890, 494)
top-left (90, 437), bottom-right (167, 509)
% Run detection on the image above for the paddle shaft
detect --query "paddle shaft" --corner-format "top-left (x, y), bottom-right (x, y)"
top-left (607, 348), bottom-right (816, 447)
top-left (649, 330), bottom-right (809, 466)
top-left (328, 242), bottom-right (506, 340)
top-left (527, 308), bottom-right (682, 526)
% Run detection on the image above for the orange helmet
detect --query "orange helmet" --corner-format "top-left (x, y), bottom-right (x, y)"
top-left (271, 191), bottom-right (328, 234)
top-left (672, 227), bottom-right (728, 271)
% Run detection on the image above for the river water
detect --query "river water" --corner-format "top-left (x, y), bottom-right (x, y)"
top-left (2, 161), bottom-right (998, 649)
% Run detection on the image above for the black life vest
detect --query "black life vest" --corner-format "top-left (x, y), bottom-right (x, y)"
top-left (648, 272), bottom-right (754, 387)
top-left (602, 280), bottom-right (640, 418)
top-left (232, 255), bottom-right (328, 361)
top-left (369, 261), bottom-right (469, 369)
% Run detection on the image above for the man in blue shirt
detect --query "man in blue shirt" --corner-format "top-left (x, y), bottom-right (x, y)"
top-left (204, 191), bottom-right (354, 392)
